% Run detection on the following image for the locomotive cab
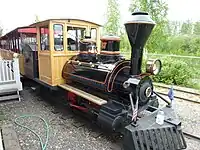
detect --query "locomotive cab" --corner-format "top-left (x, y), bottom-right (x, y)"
top-left (28, 19), bottom-right (101, 86)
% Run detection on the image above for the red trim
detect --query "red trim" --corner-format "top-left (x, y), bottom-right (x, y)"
top-left (67, 91), bottom-right (88, 112)
top-left (67, 92), bottom-right (76, 104)
top-left (100, 51), bottom-right (120, 55)
top-left (69, 104), bottom-right (88, 112)
top-left (106, 61), bottom-right (129, 92)
top-left (79, 51), bottom-right (97, 54)
top-left (18, 28), bottom-right (37, 33)
top-left (64, 60), bottom-right (129, 86)
top-left (108, 66), bottom-right (130, 92)
top-left (18, 28), bottom-right (49, 34)
top-left (108, 70), bottom-right (151, 92)
top-left (64, 72), bottom-right (107, 84)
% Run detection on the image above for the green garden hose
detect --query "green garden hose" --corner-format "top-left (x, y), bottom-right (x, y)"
top-left (14, 115), bottom-right (49, 150)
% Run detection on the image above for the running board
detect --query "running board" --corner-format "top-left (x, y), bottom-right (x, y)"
top-left (58, 84), bottom-right (107, 105)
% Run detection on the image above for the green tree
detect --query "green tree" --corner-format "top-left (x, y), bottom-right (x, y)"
top-left (129, 0), bottom-right (169, 52)
top-left (104, 0), bottom-right (120, 35)
top-left (166, 21), bottom-right (181, 36)
top-left (119, 26), bottom-right (131, 52)
top-left (193, 21), bottom-right (200, 35)
top-left (180, 19), bottom-right (193, 35)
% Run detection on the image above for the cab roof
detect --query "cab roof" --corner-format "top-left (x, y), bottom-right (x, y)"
top-left (0, 26), bottom-right (36, 39)
top-left (29, 18), bottom-right (102, 27)
top-left (0, 18), bottom-right (102, 39)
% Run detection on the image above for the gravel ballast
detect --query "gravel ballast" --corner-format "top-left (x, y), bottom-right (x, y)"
top-left (0, 85), bottom-right (199, 150)
top-left (0, 87), bottom-right (122, 150)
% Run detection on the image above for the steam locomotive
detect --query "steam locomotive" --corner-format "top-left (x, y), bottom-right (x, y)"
top-left (61, 11), bottom-right (187, 149)
top-left (62, 11), bottom-right (159, 129)
top-left (0, 9), bottom-right (187, 150)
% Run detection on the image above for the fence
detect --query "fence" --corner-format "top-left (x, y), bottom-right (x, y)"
top-left (0, 60), bottom-right (15, 83)
top-left (0, 49), bottom-right (14, 60)
top-left (0, 52), bottom-right (22, 93)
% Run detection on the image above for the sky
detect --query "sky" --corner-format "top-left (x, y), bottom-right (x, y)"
top-left (0, 0), bottom-right (199, 34)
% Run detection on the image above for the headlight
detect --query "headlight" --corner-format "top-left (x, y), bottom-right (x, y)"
top-left (146, 59), bottom-right (162, 75)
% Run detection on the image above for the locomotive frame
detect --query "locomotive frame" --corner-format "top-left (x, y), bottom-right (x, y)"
top-left (0, 11), bottom-right (187, 150)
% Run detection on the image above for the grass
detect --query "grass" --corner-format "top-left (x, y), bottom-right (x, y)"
top-left (121, 52), bottom-right (200, 90)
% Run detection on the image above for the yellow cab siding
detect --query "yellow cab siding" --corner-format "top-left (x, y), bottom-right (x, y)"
top-left (51, 53), bottom-right (77, 86)
top-left (38, 52), bottom-right (52, 85)
top-left (51, 20), bottom-right (80, 86)
top-left (50, 20), bottom-right (100, 86)
top-left (50, 21), bottom-right (63, 86)
top-left (36, 22), bottom-right (53, 85)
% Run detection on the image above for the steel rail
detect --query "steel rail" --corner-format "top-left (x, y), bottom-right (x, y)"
top-left (154, 84), bottom-right (200, 96)
top-left (157, 91), bottom-right (200, 104)
top-left (183, 131), bottom-right (200, 142)
top-left (155, 90), bottom-right (200, 143)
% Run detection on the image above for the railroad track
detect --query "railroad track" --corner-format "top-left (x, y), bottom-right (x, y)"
top-left (154, 83), bottom-right (200, 104)
top-left (183, 131), bottom-right (200, 142)
top-left (154, 83), bottom-right (200, 96)
top-left (156, 91), bottom-right (200, 104)
top-left (154, 85), bottom-right (200, 143)
top-left (155, 91), bottom-right (200, 144)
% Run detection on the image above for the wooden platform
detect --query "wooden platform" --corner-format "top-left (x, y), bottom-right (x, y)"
top-left (59, 84), bottom-right (107, 105)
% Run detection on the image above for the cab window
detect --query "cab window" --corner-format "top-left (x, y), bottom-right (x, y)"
top-left (67, 26), bottom-right (86, 51)
top-left (40, 26), bottom-right (49, 50)
top-left (91, 28), bottom-right (97, 40)
top-left (53, 24), bottom-right (64, 51)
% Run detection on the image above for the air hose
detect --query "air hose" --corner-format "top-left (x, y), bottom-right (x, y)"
top-left (14, 115), bottom-right (49, 150)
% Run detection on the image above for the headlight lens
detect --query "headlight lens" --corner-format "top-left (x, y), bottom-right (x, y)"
top-left (146, 59), bottom-right (162, 75)
top-left (145, 86), bottom-right (152, 98)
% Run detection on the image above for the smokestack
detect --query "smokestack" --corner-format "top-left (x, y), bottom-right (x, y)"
top-left (125, 11), bottom-right (155, 75)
